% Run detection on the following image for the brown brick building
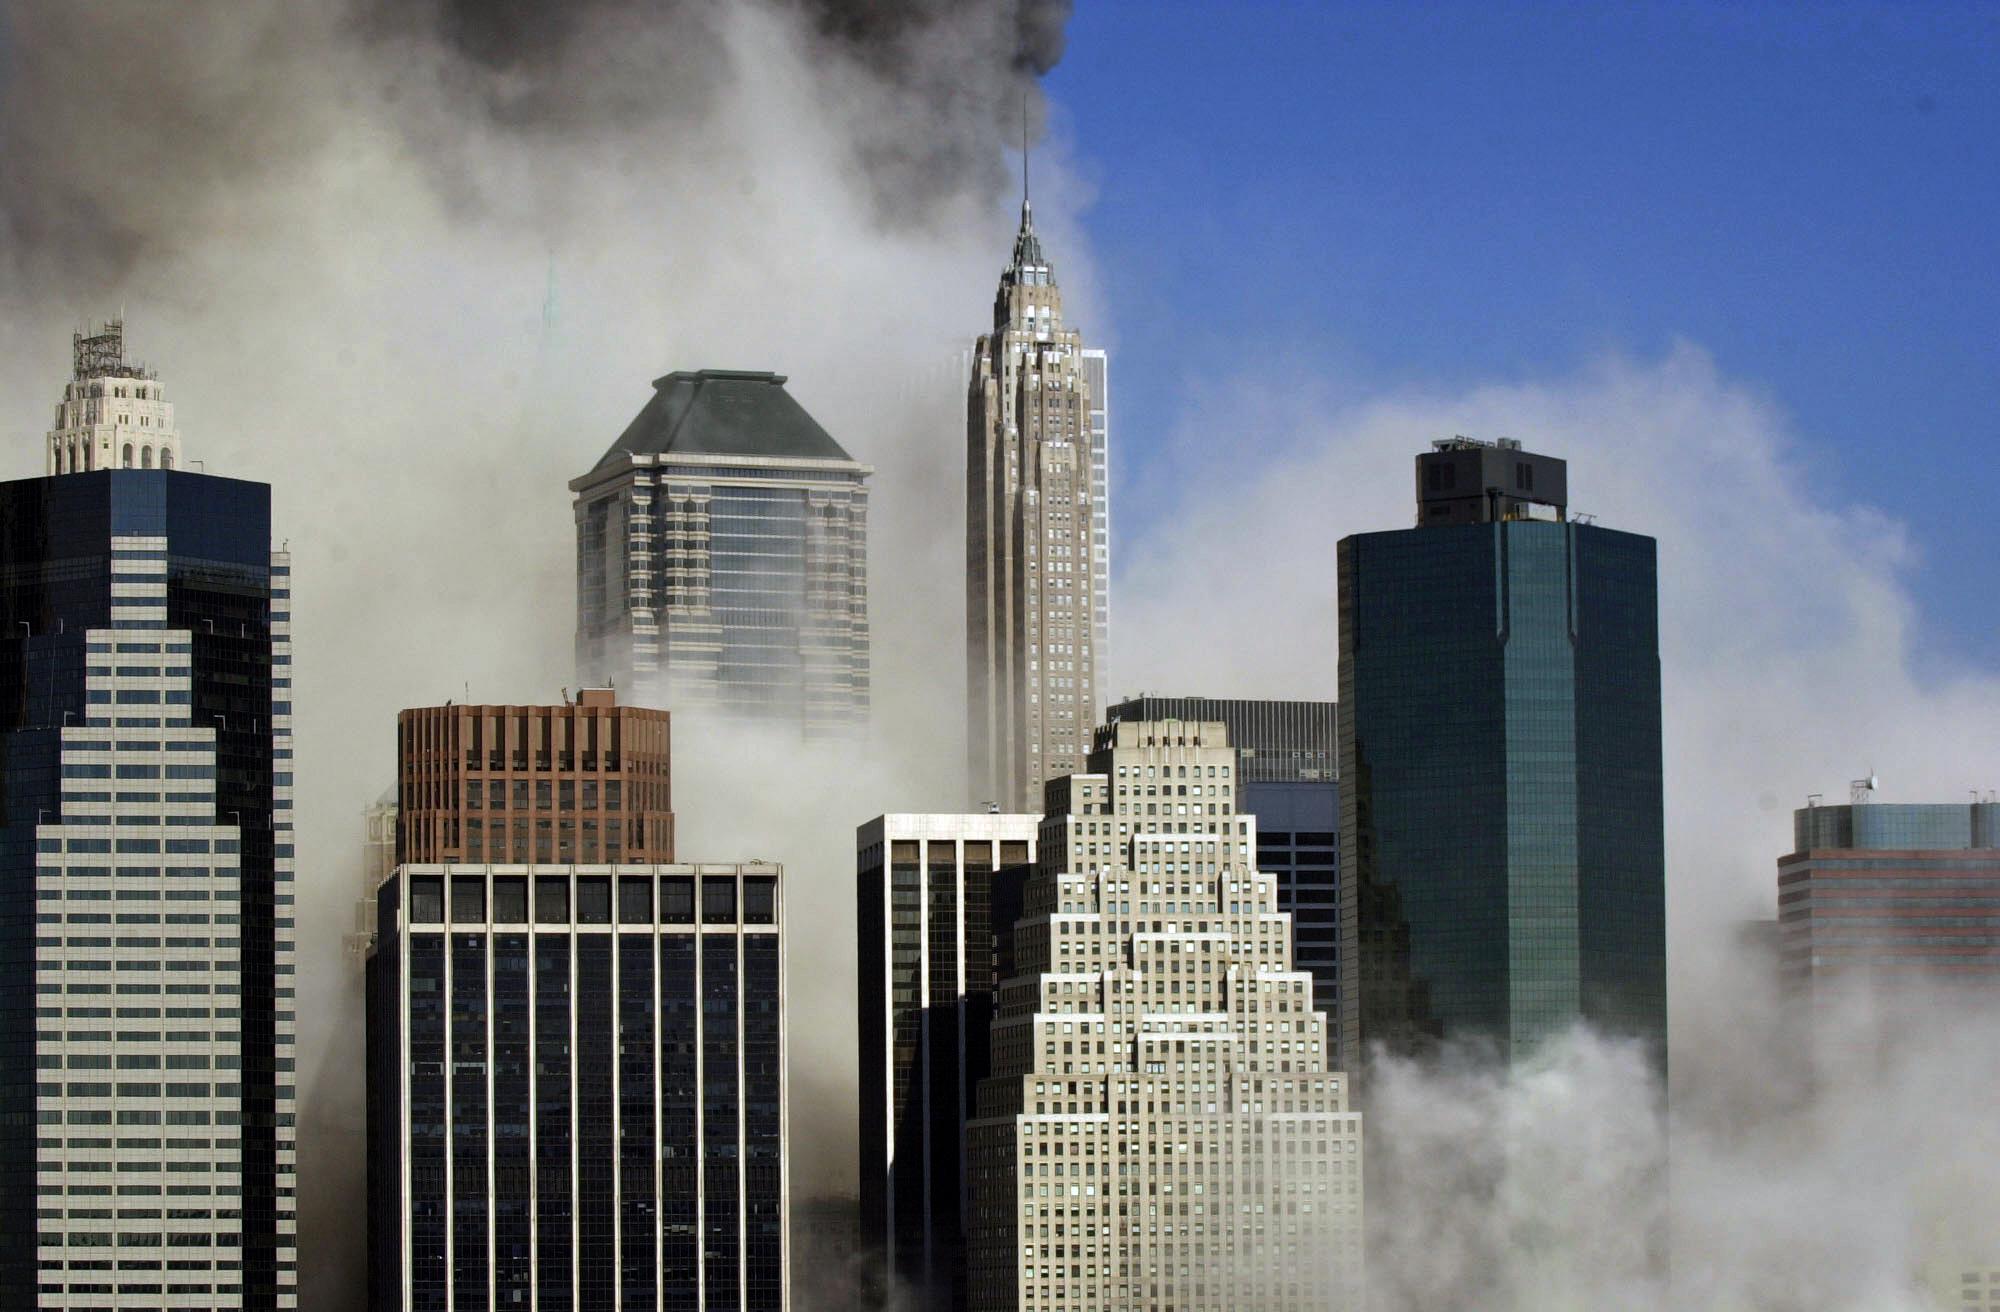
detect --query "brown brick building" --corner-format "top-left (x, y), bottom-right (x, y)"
top-left (396, 688), bottom-right (674, 864)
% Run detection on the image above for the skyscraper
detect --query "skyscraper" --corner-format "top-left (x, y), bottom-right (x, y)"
top-left (1105, 697), bottom-right (1342, 1034)
top-left (0, 325), bottom-right (297, 1308)
top-left (964, 721), bottom-right (1363, 1311)
top-left (367, 861), bottom-right (787, 1311)
top-left (1339, 438), bottom-right (1665, 1065)
top-left (1779, 786), bottom-right (2000, 994)
top-left (855, 812), bottom-right (1038, 1308)
top-left (574, 369), bottom-right (871, 736)
top-left (367, 693), bottom-right (787, 1310)
top-left (967, 197), bottom-right (1103, 812)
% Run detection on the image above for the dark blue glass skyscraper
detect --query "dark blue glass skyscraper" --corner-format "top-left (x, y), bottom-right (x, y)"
top-left (1338, 439), bottom-right (1664, 1066)
top-left (0, 464), bottom-right (298, 1307)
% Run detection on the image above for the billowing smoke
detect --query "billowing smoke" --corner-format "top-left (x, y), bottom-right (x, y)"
top-left (0, 2), bottom-right (1075, 1307)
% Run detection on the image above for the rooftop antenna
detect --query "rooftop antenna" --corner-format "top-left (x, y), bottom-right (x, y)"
top-left (1850, 772), bottom-right (1879, 805)
top-left (1021, 89), bottom-right (1032, 222)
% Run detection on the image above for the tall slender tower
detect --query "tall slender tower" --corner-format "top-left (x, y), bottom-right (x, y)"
top-left (1, 324), bottom-right (298, 1308)
top-left (967, 192), bottom-right (1102, 812)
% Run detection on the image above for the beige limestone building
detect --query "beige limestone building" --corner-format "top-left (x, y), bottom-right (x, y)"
top-left (46, 319), bottom-right (184, 473)
top-left (967, 199), bottom-right (1103, 812)
top-left (964, 721), bottom-right (1364, 1311)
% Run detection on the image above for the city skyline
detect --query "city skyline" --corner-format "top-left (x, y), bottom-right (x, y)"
top-left (1, 3), bottom-right (1997, 1309)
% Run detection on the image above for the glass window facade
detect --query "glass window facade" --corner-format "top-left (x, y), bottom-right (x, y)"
top-left (368, 865), bottom-right (786, 1311)
top-left (1339, 519), bottom-right (1665, 1065)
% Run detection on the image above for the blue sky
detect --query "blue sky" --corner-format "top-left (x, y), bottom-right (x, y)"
top-left (1046, 1), bottom-right (1999, 665)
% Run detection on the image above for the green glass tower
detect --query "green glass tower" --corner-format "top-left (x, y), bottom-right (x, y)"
top-left (1337, 439), bottom-right (1664, 1066)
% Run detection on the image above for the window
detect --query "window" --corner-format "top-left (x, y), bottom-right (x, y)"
top-left (617, 877), bottom-right (651, 924)
top-left (702, 877), bottom-right (736, 924)
top-left (576, 876), bottom-right (611, 925)
top-left (409, 877), bottom-right (443, 924)
top-left (744, 877), bottom-right (776, 925)
top-left (661, 877), bottom-right (694, 924)
top-left (449, 876), bottom-right (484, 923)
top-left (534, 876), bottom-right (568, 923)
top-left (492, 877), bottom-right (527, 923)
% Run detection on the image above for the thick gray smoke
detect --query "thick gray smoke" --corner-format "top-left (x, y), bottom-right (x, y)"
top-left (0, 2), bottom-right (1075, 1308)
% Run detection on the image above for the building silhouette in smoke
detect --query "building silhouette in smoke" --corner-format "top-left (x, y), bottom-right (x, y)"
top-left (1339, 439), bottom-right (1666, 1066)
top-left (0, 324), bottom-right (299, 1307)
top-left (1105, 697), bottom-right (1343, 1046)
top-left (574, 369), bottom-right (872, 737)
top-left (366, 691), bottom-right (791, 1310)
top-left (855, 811), bottom-right (1038, 1308)
top-left (967, 192), bottom-right (1107, 812)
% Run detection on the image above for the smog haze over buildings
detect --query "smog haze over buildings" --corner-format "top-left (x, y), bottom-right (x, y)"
top-left (3, 2), bottom-right (2000, 1310)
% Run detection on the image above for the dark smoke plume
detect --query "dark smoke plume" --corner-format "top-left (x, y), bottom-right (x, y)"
top-left (0, 0), bottom-right (1069, 293)
top-left (0, 3), bottom-right (1075, 1310)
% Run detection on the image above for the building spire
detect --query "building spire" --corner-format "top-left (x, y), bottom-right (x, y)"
top-left (1021, 91), bottom-right (1032, 228)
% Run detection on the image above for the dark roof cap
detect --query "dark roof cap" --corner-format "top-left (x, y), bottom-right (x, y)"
top-left (591, 368), bottom-right (855, 471)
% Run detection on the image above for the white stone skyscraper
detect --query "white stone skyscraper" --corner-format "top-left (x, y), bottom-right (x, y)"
top-left (968, 198), bottom-right (1103, 812)
top-left (964, 721), bottom-right (1364, 1311)
top-left (46, 320), bottom-right (184, 473)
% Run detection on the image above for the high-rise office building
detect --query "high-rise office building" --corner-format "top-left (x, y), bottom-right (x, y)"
top-left (967, 197), bottom-right (1104, 812)
top-left (0, 325), bottom-right (297, 1308)
top-left (964, 721), bottom-right (1363, 1311)
top-left (367, 862), bottom-right (787, 1311)
top-left (855, 813), bottom-right (1038, 1308)
top-left (1105, 697), bottom-right (1341, 1034)
top-left (1779, 787), bottom-right (2000, 993)
top-left (573, 369), bottom-right (871, 736)
top-left (395, 690), bottom-right (674, 865)
top-left (1339, 438), bottom-right (1665, 1065)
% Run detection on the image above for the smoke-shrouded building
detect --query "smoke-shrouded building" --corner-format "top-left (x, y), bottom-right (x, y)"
top-left (574, 369), bottom-right (871, 737)
top-left (0, 326), bottom-right (298, 1308)
top-left (1339, 439), bottom-right (1665, 1066)
top-left (368, 863), bottom-right (788, 1312)
top-left (855, 813), bottom-right (1037, 1309)
top-left (967, 198), bottom-right (1104, 812)
top-left (964, 721), bottom-right (1363, 1311)
top-left (1780, 790), bottom-right (2000, 993)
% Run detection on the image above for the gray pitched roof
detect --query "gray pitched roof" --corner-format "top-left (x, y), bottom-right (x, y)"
top-left (592, 369), bottom-right (855, 472)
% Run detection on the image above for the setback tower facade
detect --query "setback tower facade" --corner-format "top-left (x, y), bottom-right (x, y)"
top-left (1339, 439), bottom-right (1665, 1065)
top-left (855, 813), bottom-right (1038, 1309)
top-left (574, 369), bottom-right (871, 737)
top-left (967, 199), bottom-right (1103, 811)
top-left (964, 721), bottom-right (1363, 1312)
top-left (1105, 697), bottom-right (1342, 1039)
top-left (0, 326), bottom-right (298, 1308)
